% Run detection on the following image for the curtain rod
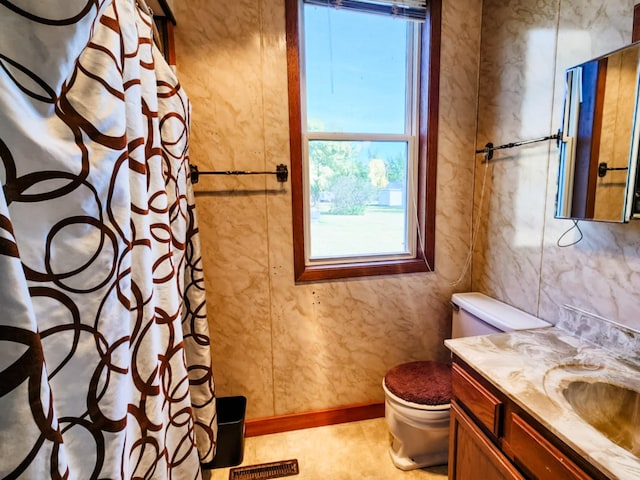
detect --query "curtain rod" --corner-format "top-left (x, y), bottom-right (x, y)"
top-left (189, 164), bottom-right (289, 184)
top-left (475, 133), bottom-right (559, 161)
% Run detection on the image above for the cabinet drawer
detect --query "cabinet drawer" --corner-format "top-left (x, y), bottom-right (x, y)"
top-left (507, 413), bottom-right (592, 480)
top-left (452, 362), bottom-right (502, 436)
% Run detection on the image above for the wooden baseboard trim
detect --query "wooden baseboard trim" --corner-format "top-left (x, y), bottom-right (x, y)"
top-left (245, 402), bottom-right (385, 437)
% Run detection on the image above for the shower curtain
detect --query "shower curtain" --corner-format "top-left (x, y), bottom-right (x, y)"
top-left (0, 1), bottom-right (217, 478)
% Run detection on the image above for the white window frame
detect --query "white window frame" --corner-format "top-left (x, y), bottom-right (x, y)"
top-left (298, 3), bottom-right (422, 266)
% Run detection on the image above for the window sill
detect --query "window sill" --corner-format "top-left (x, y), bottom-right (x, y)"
top-left (295, 257), bottom-right (432, 282)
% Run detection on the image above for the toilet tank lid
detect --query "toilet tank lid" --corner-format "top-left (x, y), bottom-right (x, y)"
top-left (451, 292), bottom-right (551, 331)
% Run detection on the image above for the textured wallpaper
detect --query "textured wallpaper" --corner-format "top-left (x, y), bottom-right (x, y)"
top-left (473, 0), bottom-right (640, 330)
top-left (173, 0), bottom-right (482, 418)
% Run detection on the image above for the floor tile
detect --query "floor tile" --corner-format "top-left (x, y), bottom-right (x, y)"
top-left (202, 418), bottom-right (449, 480)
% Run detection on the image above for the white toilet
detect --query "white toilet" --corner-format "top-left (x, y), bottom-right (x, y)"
top-left (383, 292), bottom-right (551, 470)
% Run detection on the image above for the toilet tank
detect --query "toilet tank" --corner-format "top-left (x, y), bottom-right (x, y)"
top-left (451, 292), bottom-right (550, 339)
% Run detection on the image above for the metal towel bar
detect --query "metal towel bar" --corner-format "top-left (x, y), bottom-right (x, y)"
top-left (189, 164), bottom-right (288, 184)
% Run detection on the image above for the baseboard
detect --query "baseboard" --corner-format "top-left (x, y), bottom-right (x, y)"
top-left (245, 401), bottom-right (385, 437)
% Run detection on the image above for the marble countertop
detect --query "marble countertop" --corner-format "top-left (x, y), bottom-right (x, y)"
top-left (445, 327), bottom-right (640, 480)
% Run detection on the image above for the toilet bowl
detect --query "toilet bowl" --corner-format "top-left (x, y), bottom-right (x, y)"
top-left (382, 363), bottom-right (450, 470)
top-left (383, 292), bottom-right (551, 470)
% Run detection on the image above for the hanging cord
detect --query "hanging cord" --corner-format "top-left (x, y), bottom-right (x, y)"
top-left (450, 153), bottom-right (490, 287)
top-left (420, 132), bottom-right (560, 275)
top-left (557, 220), bottom-right (583, 247)
top-left (413, 191), bottom-right (432, 272)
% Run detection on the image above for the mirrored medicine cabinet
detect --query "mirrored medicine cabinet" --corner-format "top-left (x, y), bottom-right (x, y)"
top-left (556, 42), bottom-right (640, 223)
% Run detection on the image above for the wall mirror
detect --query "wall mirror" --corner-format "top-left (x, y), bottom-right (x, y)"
top-left (556, 42), bottom-right (640, 222)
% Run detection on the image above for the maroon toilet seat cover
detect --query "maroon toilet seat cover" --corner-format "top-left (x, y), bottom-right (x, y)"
top-left (384, 361), bottom-right (451, 405)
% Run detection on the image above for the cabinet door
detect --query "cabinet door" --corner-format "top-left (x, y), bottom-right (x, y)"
top-left (449, 401), bottom-right (525, 480)
top-left (505, 413), bottom-right (593, 480)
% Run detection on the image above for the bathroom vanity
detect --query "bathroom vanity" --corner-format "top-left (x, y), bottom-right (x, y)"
top-left (449, 358), bottom-right (603, 479)
top-left (446, 326), bottom-right (640, 480)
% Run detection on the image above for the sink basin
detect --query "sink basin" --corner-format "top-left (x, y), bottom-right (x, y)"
top-left (562, 380), bottom-right (640, 456)
top-left (543, 363), bottom-right (640, 456)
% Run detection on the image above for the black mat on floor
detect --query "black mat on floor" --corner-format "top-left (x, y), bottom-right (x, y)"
top-left (229, 459), bottom-right (299, 480)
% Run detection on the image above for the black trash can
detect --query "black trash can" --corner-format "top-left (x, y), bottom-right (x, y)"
top-left (201, 395), bottom-right (247, 470)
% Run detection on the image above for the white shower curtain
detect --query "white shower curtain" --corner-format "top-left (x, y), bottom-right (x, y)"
top-left (0, 1), bottom-right (217, 478)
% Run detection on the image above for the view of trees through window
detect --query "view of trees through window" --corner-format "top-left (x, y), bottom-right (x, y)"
top-left (308, 140), bottom-right (408, 258)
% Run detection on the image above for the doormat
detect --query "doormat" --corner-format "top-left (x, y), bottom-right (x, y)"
top-left (229, 459), bottom-right (299, 480)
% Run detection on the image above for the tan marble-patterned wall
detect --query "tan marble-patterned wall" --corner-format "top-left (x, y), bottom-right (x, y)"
top-left (472, 0), bottom-right (560, 313)
top-left (174, 0), bottom-right (482, 418)
top-left (473, 0), bottom-right (640, 331)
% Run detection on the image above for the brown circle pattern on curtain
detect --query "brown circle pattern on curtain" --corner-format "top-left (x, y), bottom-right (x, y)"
top-left (0, 1), bottom-right (217, 478)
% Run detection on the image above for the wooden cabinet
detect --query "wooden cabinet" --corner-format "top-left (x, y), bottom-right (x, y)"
top-left (449, 358), bottom-right (607, 480)
top-left (449, 401), bottom-right (525, 480)
top-left (506, 412), bottom-right (592, 480)
top-left (451, 363), bottom-right (502, 437)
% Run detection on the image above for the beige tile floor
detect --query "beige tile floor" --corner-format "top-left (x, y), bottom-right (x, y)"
top-left (202, 418), bottom-right (448, 480)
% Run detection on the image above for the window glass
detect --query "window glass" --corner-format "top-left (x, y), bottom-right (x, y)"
top-left (302, 4), bottom-right (417, 264)
top-left (303, 5), bottom-right (409, 134)
top-left (285, 0), bottom-right (440, 281)
top-left (308, 140), bottom-right (409, 259)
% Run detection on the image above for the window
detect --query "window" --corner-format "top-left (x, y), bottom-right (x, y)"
top-left (286, 0), bottom-right (441, 281)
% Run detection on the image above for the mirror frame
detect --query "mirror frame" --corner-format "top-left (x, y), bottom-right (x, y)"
top-left (556, 42), bottom-right (640, 223)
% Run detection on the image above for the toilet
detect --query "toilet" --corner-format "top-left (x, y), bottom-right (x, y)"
top-left (383, 292), bottom-right (551, 470)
